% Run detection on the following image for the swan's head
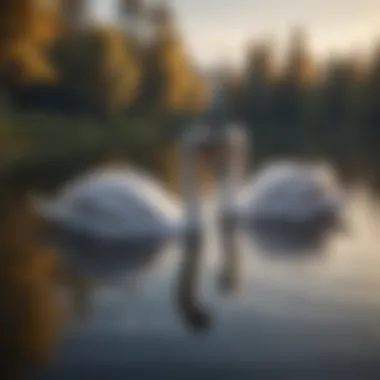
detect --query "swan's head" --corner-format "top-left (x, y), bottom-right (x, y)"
top-left (182, 123), bottom-right (249, 166)
top-left (181, 126), bottom-right (218, 147)
top-left (220, 123), bottom-right (249, 165)
top-left (224, 124), bottom-right (247, 147)
top-left (180, 125), bottom-right (227, 163)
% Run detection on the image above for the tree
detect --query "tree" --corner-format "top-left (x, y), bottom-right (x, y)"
top-left (322, 56), bottom-right (363, 124)
top-left (60, 0), bottom-right (87, 30)
top-left (317, 55), bottom-right (365, 169)
top-left (139, 2), bottom-right (209, 119)
top-left (270, 28), bottom-right (316, 155)
top-left (51, 26), bottom-right (140, 120)
top-left (276, 28), bottom-right (316, 124)
top-left (242, 39), bottom-right (276, 125)
top-left (0, 0), bottom-right (59, 86)
top-left (365, 43), bottom-right (380, 126)
top-left (362, 42), bottom-right (380, 183)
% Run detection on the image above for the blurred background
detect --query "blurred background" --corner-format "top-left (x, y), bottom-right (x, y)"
top-left (1, 0), bottom-right (380, 187)
top-left (2, 1), bottom-right (380, 379)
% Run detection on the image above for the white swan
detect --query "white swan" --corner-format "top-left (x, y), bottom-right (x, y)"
top-left (33, 128), bottom-right (214, 327)
top-left (215, 124), bottom-right (345, 293)
top-left (35, 128), bottom-right (212, 242)
top-left (217, 125), bottom-right (345, 229)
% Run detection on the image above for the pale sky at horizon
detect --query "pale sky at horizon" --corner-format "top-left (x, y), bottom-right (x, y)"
top-left (90, 0), bottom-right (380, 68)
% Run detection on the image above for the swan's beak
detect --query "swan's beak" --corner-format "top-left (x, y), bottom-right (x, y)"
top-left (198, 135), bottom-right (225, 167)
top-left (320, 193), bottom-right (348, 233)
top-left (32, 196), bottom-right (69, 232)
top-left (32, 196), bottom-right (56, 220)
top-left (199, 144), bottom-right (221, 165)
top-left (325, 193), bottom-right (345, 212)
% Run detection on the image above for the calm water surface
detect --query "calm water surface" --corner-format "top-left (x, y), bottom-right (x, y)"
top-left (37, 188), bottom-right (380, 379)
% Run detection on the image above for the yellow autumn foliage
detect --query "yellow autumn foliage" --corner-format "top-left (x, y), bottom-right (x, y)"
top-left (4, 39), bottom-right (58, 84)
top-left (283, 29), bottom-right (317, 86)
top-left (147, 32), bottom-right (208, 112)
top-left (0, 0), bottom-right (60, 84)
top-left (186, 73), bottom-right (211, 111)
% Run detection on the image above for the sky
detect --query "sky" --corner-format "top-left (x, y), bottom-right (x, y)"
top-left (90, 0), bottom-right (380, 68)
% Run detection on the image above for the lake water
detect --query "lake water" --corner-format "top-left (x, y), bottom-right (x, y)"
top-left (37, 186), bottom-right (380, 379)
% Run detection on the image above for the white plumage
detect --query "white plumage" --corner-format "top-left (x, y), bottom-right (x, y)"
top-left (35, 128), bottom-right (216, 247)
top-left (237, 161), bottom-right (343, 223)
top-left (36, 167), bottom-right (185, 241)
top-left (218, 125), bottom-right (344, 226)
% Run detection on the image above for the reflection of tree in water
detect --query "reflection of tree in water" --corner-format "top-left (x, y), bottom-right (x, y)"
top-left (0, 190), bottom-right (66, 379)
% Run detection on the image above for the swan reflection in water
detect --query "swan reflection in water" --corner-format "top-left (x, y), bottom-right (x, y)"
top-left (246, 221), bottom-right (336, 257)
top-left (51, 230), bottom-right (168, 319)
top-left (217, 217), bottom-right (342, 296)
top-left (49, 229), bottom-right (212, 332)
top-left (176, 233), bottom-right (211, 331)
top-left (218, 217), bottom-right (241, 295)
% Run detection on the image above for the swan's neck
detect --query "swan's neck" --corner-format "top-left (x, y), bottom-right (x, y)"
top-left (219, 138), bottom-right (246, 216)
top-left (181, 143), bottom-right (200, 228)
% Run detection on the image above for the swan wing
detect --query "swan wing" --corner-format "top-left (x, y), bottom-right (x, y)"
top-left (239, 162), bottom-right (343, 221)
top-left (238, 162), bottom-right (312, 209)
top-left (36, 167), bottom-right (184, 240)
